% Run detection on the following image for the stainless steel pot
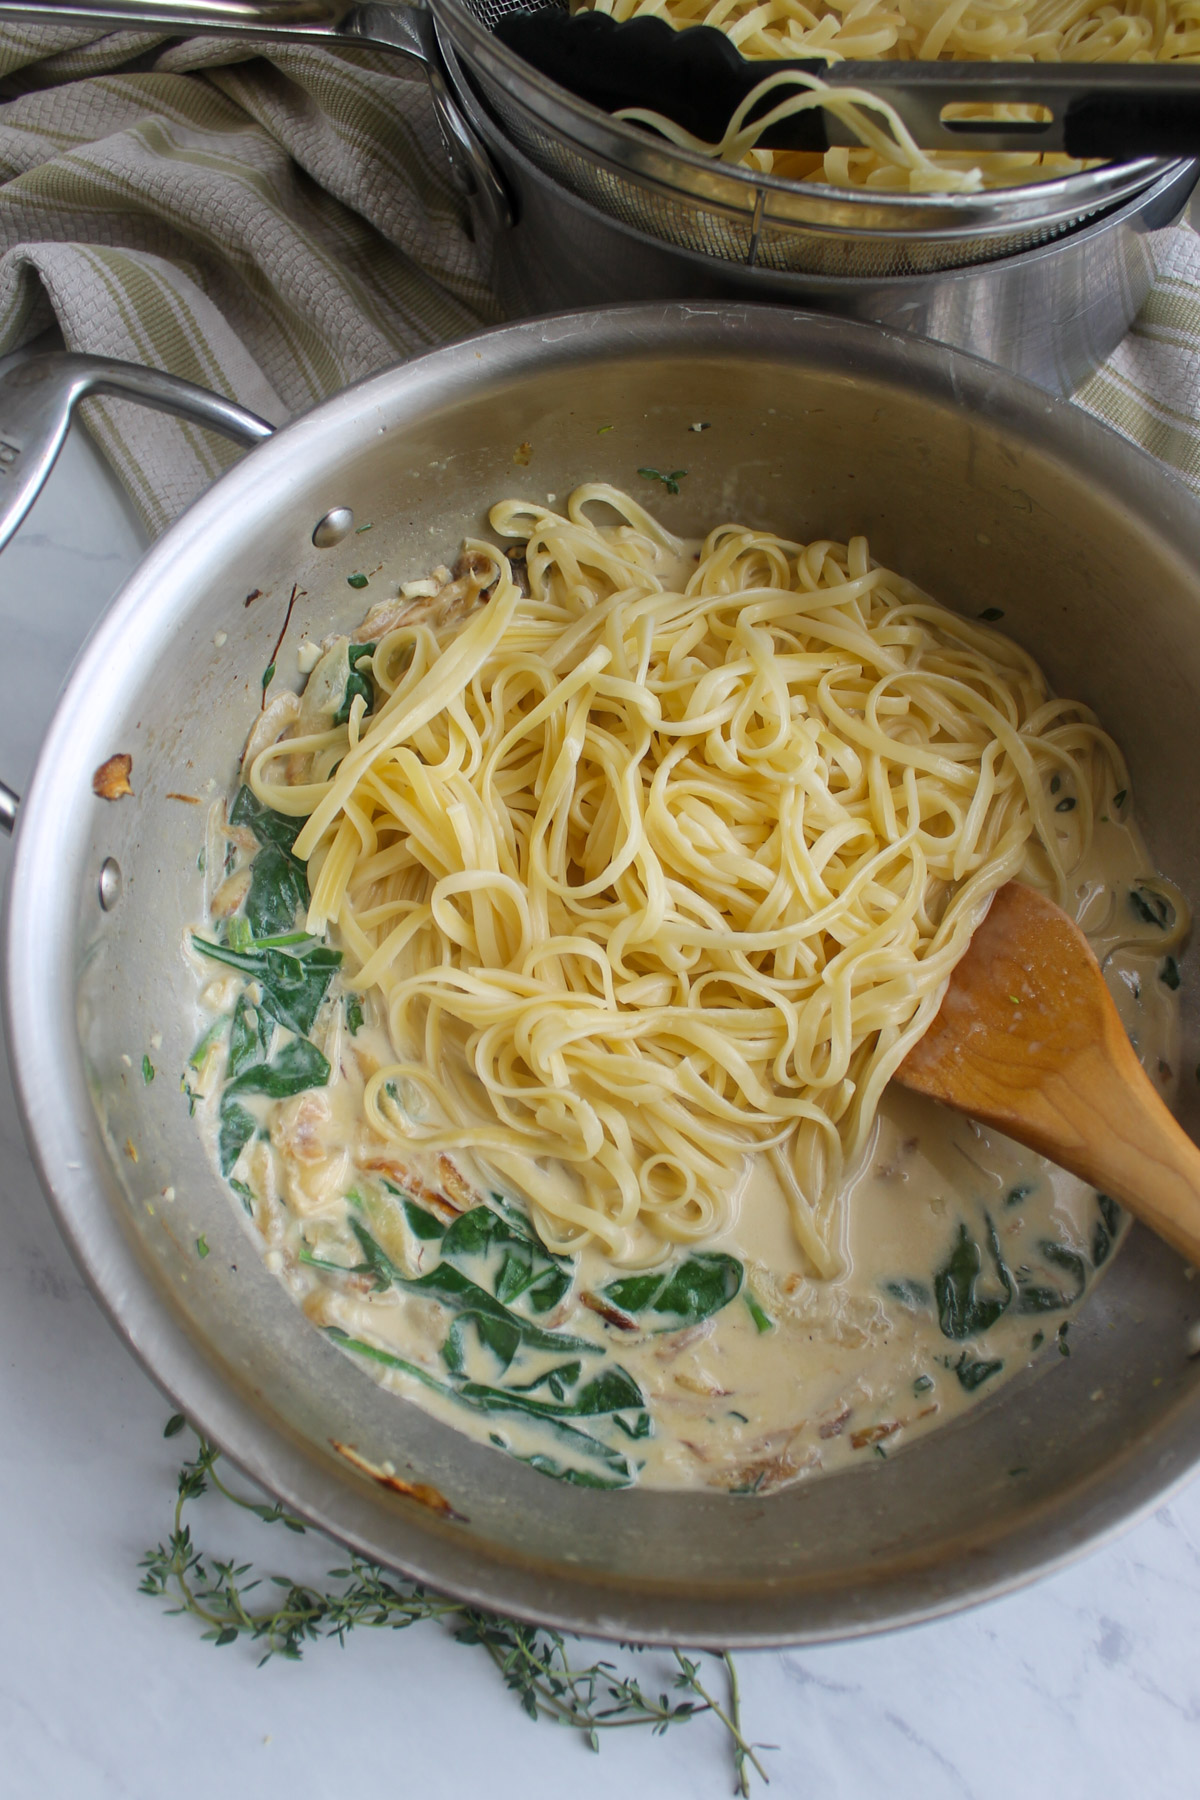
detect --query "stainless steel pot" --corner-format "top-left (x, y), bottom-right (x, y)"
top-left (5, 306), bottom-right (1200, 1646)
top-left (0, 0), bottom-right (1195, 390)
top-left (464, 100), bottom-right (1198, 394)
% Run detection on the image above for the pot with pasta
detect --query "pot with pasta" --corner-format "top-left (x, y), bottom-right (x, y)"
top-left (7, 302), bottom-right (1200, 1643)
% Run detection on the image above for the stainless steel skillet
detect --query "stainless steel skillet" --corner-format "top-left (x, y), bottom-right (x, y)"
top-left (5, 305), bottom-right (1200, 1646)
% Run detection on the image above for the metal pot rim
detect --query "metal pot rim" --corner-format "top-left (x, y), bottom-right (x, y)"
top-left (9, 302), bottom-right (1200, 1646)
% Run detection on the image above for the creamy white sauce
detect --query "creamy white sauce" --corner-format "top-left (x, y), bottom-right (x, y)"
top-left (187, 789), bottom-right (1182, 1493)
top-left (184, 533), bottom-right (1187, 1494)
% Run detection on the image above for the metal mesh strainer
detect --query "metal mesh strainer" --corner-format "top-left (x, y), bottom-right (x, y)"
top-left (429, 0), bottom-right (1183, 277)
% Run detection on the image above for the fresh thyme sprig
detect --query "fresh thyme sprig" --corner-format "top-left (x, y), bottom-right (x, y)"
top-left (140, 1420), bottom-right (771, 1793)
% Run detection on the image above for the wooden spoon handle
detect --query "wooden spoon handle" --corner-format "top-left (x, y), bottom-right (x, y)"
top-left (897, 882), bottom-right (1200, 1268)
top-left (1016, 1034), bottom-right (1200, 1269)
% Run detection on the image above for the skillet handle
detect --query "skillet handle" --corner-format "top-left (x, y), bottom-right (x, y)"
top-left (0, 350), bottom-right (275, 833)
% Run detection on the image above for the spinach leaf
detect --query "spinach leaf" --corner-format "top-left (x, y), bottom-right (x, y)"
top-left (333, 642), bottom-right (377, 729)
top-left (511, 1452), bottom-right (632, 1490)
top-left (230, 785), bottom-right (305, 864)
top-left (245, 845), bottom-right (308, 939)
top-left (1017, 1240), bottom-right (1087, 1313)
top-left (459, 1362), bottom-right (645, 1424)
top-left (1097, 1191), bottom-right (1122, 1236)
top-left (601, 1252), bottom-right (743, 1327)
top-left (323, 1326), bottom-right (457, 1399)
top-left (1092, 1192), bottom-right (1122, 1267)
top-left (440, 1205), bottom-right (572, 1314)
top-left (1044, 1241), bottom-right (1087, 1294)
top-left (503, 1360), bottom-right (583, 1400)
top-left (953, 1352), bottom-right (1004, 1391)
top-left (226, 1036), bottom-right (330, 1100)
top-left (349, 1221), bottom-right (592, 1362)
top-left (325, 1328), bottom-right (635, 1486)
top-left (192, 934), bottom-right (341, 1036)
top-left (400, 1195), bottom-right (447, 1241)
top-left (1129, 885), bottom-right (1175, 930)
top-left (218, 1095), bottom-right (256, 1178)
top-left (227, 993), bottom-right (272, 1081)
top-left (934, 1220), bottom-right (1013, 1340)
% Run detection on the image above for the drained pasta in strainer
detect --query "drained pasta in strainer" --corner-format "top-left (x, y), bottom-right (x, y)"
top-left (581, 0), bottom-right (1200, 191)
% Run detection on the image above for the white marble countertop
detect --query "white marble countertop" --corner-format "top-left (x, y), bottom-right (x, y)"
top-left (3, 409), bottom-right (1200, 1800)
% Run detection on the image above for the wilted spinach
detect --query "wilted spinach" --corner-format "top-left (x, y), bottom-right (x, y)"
top-left (226, 1035), bottom-right (330, 1101)
top-left (1016, 1241), bottom-right (1086, 1314)
top-left (218, 1097), bottom-right (257, 1178)
top-left (245, 846), bottom-right (308, 939)
top-left (1092, 1191), bottom-right (1123, 1267)
top-left (324, 1324), bottom-right (640, 1488)
top-left (227, 993), bottom-right (272, 1080)
top-left (934, 1219), bottom-right (1013, 1340)
top-left (333, 642), bottom-right (377, 728)
top-left (439, 1203), bottom-right (572, 1314)
top-left (230, 784), bottom-right (306, 861)
top-left (952, 1351), bottom-right (1004, 1391)
top-left (348, 1220), bottom-right (591, 1367)
top-left (1129, 885), bottom-right (1175, 930)
top-left (192, 932), bottom-right (341, 1036)
top-left (601, 1252), bottom-right (743, 1327)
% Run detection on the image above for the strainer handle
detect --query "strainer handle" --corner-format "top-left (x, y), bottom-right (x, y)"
top-left (0, 0), bottom-right (513, 229)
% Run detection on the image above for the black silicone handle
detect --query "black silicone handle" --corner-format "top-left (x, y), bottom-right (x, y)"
top-left (494, 11), bottom-right (832, 149)
top-left (491, 13), bottom-right (1200, 157)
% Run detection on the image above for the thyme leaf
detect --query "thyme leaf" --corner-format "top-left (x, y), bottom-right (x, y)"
top-left (140, 1424), bottom-right (771, 1789)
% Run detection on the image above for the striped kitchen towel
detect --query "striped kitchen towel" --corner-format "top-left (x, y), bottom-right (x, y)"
top-left (0, 21), bottom-right (498, 534)
top-left (2, 19), bottom-right (1200, 529)
top-left (1075, 224), bottom-right (1200, 487)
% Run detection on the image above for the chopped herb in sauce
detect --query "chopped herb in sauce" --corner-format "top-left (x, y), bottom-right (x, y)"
top-left (142, 1054), bottom-right (155, 1084)
top-left (229, 1178), bottom-right (256, 1215)
top-left (637, 467), bottom-right (687, 496)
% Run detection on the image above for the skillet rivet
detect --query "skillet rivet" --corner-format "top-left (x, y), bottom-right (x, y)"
top-left (98, 857), bottom-right (122, 911)
top-left (312, 507), bottom-right (354, 548)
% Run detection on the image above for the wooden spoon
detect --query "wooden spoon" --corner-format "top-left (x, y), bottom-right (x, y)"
top-left (894, 880), bottom-right (1200, 1267)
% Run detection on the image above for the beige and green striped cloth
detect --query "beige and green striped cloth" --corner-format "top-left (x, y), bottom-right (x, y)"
top-left (0, 21), bottom-right (497, 533)
top-left (1, 20), bottom-right (1200, 533)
